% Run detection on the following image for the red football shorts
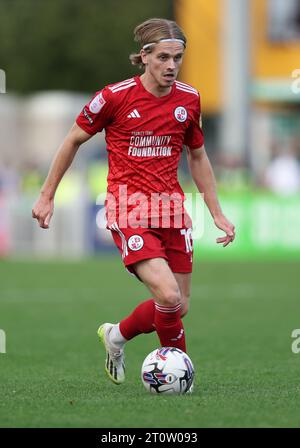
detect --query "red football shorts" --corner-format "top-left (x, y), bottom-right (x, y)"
top-left (109, 224), bottom-right (193, 277)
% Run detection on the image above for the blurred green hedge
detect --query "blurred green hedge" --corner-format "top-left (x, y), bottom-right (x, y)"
top-left (0, 0), bottom-right (173, 93)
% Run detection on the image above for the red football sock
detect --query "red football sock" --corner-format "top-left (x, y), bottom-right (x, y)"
top-left (119, 298), bottom-right (155, 340)
top-left (154, 302), bottom-right (186, 352)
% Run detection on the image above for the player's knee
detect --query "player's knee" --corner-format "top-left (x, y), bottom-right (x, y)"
top-left (159, 288), bottom-right (181, 308)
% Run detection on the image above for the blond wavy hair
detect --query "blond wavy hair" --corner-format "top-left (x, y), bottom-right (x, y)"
top-left (129, 18), bottom-right (187, 67)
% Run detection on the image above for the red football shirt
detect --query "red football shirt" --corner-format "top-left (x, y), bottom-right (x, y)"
top-left (76, 75), bottom-right (204, 228)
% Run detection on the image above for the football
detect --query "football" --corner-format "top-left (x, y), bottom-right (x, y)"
top-left (141, 347), bottom-right (194, 394)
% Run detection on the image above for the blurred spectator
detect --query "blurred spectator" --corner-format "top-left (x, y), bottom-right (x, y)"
top-left (264, 145), bottom-right (300, 195)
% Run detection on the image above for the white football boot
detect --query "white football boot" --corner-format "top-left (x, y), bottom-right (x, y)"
top-left (97, 323), bottom-right (125, 385)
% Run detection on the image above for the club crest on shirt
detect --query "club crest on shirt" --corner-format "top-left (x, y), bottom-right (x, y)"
top-left (128, 235), bottom-right (144, 251)
top-left (89, 91), bottom-right (106, 114)
top-left (174, 106), bottom-right (188, 122)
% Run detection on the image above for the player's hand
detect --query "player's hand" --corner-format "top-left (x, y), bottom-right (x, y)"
top-left (32, 194), bottom-right (54, 229)
top-left (214, 214), bottom-right (235, 247)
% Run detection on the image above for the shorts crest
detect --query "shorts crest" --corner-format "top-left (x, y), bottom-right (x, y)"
top-left (128, 235), bottom-right (144, 251)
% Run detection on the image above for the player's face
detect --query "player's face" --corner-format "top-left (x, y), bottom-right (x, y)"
top-left (142, 42), bottom-right (184, 89)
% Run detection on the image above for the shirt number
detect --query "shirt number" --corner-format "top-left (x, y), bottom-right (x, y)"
top-left (180, 228), bottom-right (193, 253)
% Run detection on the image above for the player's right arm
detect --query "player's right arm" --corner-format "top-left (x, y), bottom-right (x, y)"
top-left (32, 123), bottom-right (92, 229)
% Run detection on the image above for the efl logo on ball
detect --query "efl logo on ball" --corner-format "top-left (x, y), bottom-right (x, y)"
top-left (128, 235), bottom-right (144, 251)
top-left (141, 347), bottom-right (194, 394)
top-left (174, 106), bottom-right (187, 122)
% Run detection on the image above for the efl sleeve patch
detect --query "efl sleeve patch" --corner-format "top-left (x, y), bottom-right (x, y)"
top-left (76, 88), bottom-right (113, 135)
top-left (89, 92), bottom-right (106, 114)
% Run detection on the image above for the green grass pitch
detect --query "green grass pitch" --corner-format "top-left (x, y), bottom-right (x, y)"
top-left (0, 257), bottom-right (300, 428)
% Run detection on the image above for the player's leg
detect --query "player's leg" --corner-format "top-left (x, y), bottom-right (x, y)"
top-left (165, 224), bottom-right (193, 318)
top-left (110, 257), bottom-right (187, 350)
top-left (132, 257), bottom-right (187, 352)
top-left (117, 273), bottom-right (190, 342)
top-left (105, 227), bottom-right (168, 343)
top-left (173, 272), bottom-right (192, 318)
top-left (119, 298), bottom-right (155, 338)
top-left (173, 272), bottom-right (194, 394)
top-left (97, 227), bottom-right (190, 383)
top-left (97, 256), bottom-right (183, 384)
top-left (117, 257), bottom-right (182, 340)
top-left (110, 226), bottom-right (193, 348)
top-left (97, 227), bottom-right (167, 384)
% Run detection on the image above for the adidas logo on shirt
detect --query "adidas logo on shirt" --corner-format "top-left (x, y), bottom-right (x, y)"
top-left (127, 109), bottom-right (141, 118)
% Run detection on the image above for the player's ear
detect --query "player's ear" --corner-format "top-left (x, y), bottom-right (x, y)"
top-left (140, 49), bottom-right (148, 65)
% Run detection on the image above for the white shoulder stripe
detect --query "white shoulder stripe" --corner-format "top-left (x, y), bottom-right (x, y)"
top-left (112, 77), bottom-right (134, 87)
top-left (175, 83), bottom-right (197, 92)
top-left (176, 80), bottom-right (194, 87)
top-left (175, 80), bottom-right (198, 93)
top-left (109, 78), bottom-right (135, 91)
top-left (175, 84), bottom-right (198, 95)
top-left (176, 85), bottom-right (199, 96)
top-left (109, 82), bottom-right (137, 93)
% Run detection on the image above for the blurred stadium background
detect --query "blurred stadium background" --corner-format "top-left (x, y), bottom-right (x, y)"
top-left (0, 0), bottom-right (300, 259)
top-left (1, 0), bottom-right (300, 428)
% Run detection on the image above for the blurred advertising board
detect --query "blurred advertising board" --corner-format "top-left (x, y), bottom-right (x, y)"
top-left (192, 192), bottom-right (300, 259)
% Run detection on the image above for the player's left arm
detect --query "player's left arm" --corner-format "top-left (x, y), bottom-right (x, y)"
top-left (187, 145), bottom-right (235, 247)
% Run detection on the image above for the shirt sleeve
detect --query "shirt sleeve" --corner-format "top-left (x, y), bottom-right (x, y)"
top-left (76, 86), bottom-right (114, 135)
top-left (184, 94), bottom-right (204, 150)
